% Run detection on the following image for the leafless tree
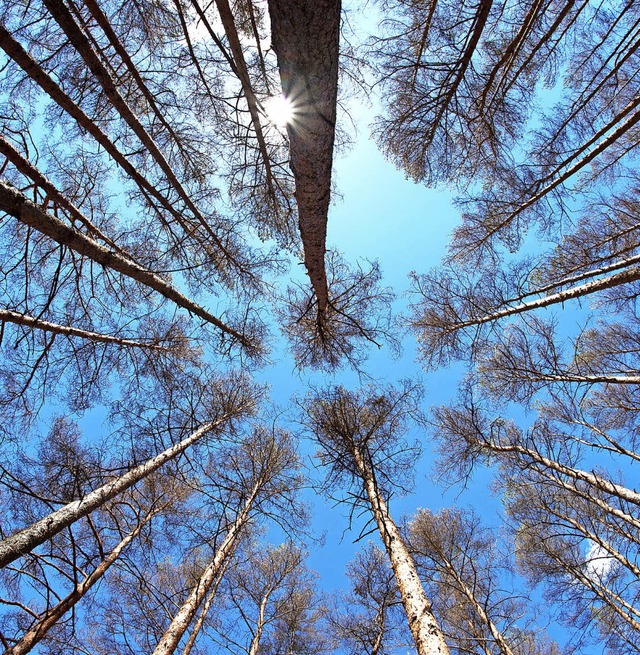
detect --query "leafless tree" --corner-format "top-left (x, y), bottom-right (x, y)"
top-left (303, 382), bottom-right (450, 655)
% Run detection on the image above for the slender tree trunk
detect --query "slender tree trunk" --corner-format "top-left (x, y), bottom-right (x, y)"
top-left (351, 445), bottom-right (450, 655)
top-left (0, 415), bottom-right (242, 569)
top-left (480, 436), bottom-right (640, 507)
top-left (212, 0), bottom-right (275, 193)
top-left (153, 488), bottom-right (259, 655)
top-left (0, 135), bottom-right (122, 253)
top-left (247, 591), bottom-right (270, 655)
top-left (268, 0), bottom-right (341, 314)
top-left (437, 264), bottom-right (640, 333)
top-left (4, 505), bottom-right (163, 655)
top-left (532, 466), bottom-right (640, 534)
top-left (439, 562), bottom-right (516, 655)
top-left (181, 558), bottom-right (229, 655)
top-left (0, 181), bottom-right (252, 348)
top-left (41, 0), bottom-right (234, 263)
top-left (0, 309), bottom-right (177, 352)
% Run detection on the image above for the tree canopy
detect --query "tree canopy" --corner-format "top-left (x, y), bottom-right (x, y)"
top-left (1, 0), bottom-right (639, 654)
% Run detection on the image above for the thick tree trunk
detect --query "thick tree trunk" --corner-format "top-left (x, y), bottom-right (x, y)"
top-left (0, 181), bottom-right (252, 348)
top-left (0, 417), bottom-right (238, 569)
top-left (268, 0), bottom-right (341, 313)
top-left (153, 489), bottom-right (258, 655)
top-left (352, 446), bottom-right (450, 655)
top-left (4, 506), bottom-right (162, 655)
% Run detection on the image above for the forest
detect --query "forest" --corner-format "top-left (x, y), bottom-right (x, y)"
top-left (0, 0), bottom-right (639, 654)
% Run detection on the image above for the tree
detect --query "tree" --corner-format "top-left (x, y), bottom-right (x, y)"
top-left (0, 372), bottom-right (257, 568)
top-left (504, 468), bottom-right (640, 654)
top-left (153, 426), bottom-right (305, 655)
top-left (407, 508), bottom-right (558, 655)
top-left (304, 383), bottom-right (450, 655)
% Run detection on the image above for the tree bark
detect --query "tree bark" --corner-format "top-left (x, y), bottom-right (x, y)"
top-left (0, 309), bottom-right (178, 352)
top-left (41, 0), bottom-right (234, 262)
top-left (153, 488), bottom-right (258, 655)
top-left (0, 181), bottom-right (252, 348)
top-left (268, 0), bottom-right (341, 313)
top-left (0, 416), bottom-right (241, 569)
top-left (4, 505), bottom-right (163, 655)
top-left (351, 445), bottom-right (450, 655)
top-left (181, 558), bottom-right (229, 655)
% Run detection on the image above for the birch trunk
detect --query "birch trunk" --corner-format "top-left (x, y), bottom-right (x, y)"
top-left (0, 416), bottom-right (238, 569)
top-left (439, 561), bottom-right (516, 655)
top-left (4, 505), bottom-right (163, 655)
top-left (440, 264), bottom-right (640, 332)
top-left (268, 0), bottom-right (341, 313)
top-left (0, 181), bottom-right (251, 348)
top-left (351, 445), bottom-right (450, 655)
top-left (153, 488), bottom-right (258, 655)
top-left (482, 437), bottom-right (640, 507)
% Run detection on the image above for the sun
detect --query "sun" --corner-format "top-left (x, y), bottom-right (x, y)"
top-left (263, 94), bottom-right (296, 128)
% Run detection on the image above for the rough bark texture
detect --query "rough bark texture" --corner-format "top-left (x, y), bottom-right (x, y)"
top-left (268, 0), bottom-right (341, 313)
top-left (352, 446), bottom-right (450, 655)
top-left (0, 181), bottom-right (251, 347)
top-left (0, 419), bottom-right (232, 569)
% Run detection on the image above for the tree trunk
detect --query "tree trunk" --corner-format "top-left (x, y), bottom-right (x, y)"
top-left (4, 505), bottom-right (163, 655)
top-left (0, 416), bottom-right (241, 569)
top-left (0, 309), bottom-right (177, 352)
top-left (0, 181), bottom-right (251, 348)
top-left (41, 0), bottom-right (234, 262)
top-left (153, 488), bottom-right (258, 655)
top-left (440, 561), bottom-right (516, 655)
top-left (268, 0), bottom-right (341, 313)
top-left (181, 558), bottom-right (229, 655)
top-left (482, 436), bottom-right (640, 508)
top-left (352, 445), bottom-right (450, 655)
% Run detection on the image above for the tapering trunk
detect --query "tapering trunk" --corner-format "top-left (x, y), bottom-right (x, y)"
top-left (181, 558), bottom-right (229, 655)
top-left (352, 445), bottom-right (450, 655)
top-left (153, 489), bottom-right (258, 655)
top-left (0, 309), bottom-right (176, 351)
top-left (0, 417), bottom-right (238, 569)
top-left (439, 562), bottom-right (516, 655)
top-left (438, 265), bottom-right (640, 333)
top-left (0, 26), bottom-right (211, 248)
top-left (0, 135), bottom-right (122, 252)
top-left (0, 181), bottom-right (251, 348)
top-left (4, 506), bottom-right (162, 655)
top-left (481, 436), bottom-right (640, 507)
top-left (268, 0), bottom-right (341, 313)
